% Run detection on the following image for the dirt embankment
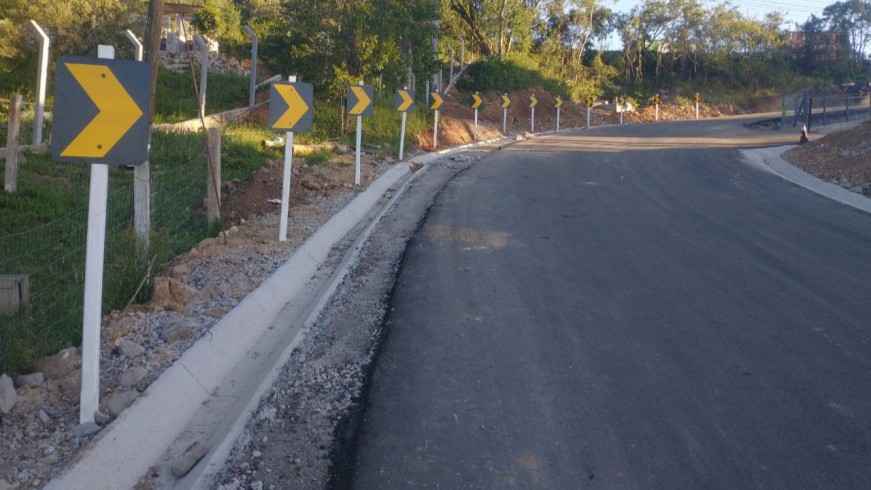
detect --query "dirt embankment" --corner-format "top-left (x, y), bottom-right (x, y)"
top-left (784, 120), bottom-right (871, 195)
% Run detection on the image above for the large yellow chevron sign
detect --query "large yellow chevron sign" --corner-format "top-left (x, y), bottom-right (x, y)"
top-left (51, 56), bottom-right (151, 165)
top-left (269, 82), bottom-right (313, 132)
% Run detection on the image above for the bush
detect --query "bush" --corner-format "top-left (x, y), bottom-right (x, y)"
top-left (456, 58), bottom-right (569, 97)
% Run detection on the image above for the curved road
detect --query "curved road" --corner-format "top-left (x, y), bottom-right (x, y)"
top-left (345, 117), bottom-right (871, 489)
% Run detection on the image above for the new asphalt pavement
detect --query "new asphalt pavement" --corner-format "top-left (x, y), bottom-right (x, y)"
top-left (344, 117), bottom-right (871, 489)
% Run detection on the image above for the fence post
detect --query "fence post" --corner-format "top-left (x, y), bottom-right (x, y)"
top-left (124, 30), bottom-right (151, 250)
top-left (28, 21), bottom-right (49, 146)
top-left (4, 94), bottom-right (22, 193)
top-left (242, 25), bottom-right (258, 109)
top-left (206, 127), bottom-right (221, 225)
top-left (193, 34), bottom-right (208, 120)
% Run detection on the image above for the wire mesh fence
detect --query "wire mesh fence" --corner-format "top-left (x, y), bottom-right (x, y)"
top-left (0, 137), bottom-right (211, 375)
top-left (1, 97), bottom-right (52, 148)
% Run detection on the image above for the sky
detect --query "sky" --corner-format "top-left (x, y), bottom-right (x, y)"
top-left (602, 0), bottom-right (834, 49)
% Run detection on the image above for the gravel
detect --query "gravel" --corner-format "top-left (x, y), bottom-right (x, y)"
top-left (214, 154), bottom-right (482, 490)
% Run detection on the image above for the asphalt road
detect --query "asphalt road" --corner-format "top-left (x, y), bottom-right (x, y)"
top-left (345, 117), bottom-right (871, 489)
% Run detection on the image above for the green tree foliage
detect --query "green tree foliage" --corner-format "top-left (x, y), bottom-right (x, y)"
top-left (192, 0), bottom-right (243, 43)
top-left (254, 0), bottom-right (440, 99)
top-left (0, 0), bottom-right (142, 93)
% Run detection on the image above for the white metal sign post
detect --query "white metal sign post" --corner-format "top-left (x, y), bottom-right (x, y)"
top-left (500, 94), bottom-right (511, 134)
top-left (586, 100), bottom-right (592, 128)
top-left (280, 76), bottom-right (295, 241)
top-left (347, 82), bottom-right (374, 186)
top-left (268, 77), bottom-right (314, 241)
top-left (52, 45), bottom-right (153, 425)
top-left (429, 90), bottom-right (444, 149)
top-left (395, 88), bottom-right (415, 160)
top-left (529, 95), bottom-right (537, 133)
top-left (355, 82), bottom-right (364, 185)
top-left (470, 92), bottom-right (483, 141)
top-left (555, 96), bottom-right (562, 131)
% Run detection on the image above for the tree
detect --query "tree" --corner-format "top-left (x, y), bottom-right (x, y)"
top-left (192, 0), bottom-right (243, 43)
top-left (823, 0), bottom-right (871, 74)
top-left (0, 0), bottom-right (142, 93)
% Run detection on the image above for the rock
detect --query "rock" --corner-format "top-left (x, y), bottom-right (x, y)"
top-left (151, 277), bottom-right (197, 313)
top-left (0, 479), bottom-right (14, 490)
top-left (849, 185), bottom-right (863, 193)
top-left (250, 482), bottom-right (263, 490)
top-left (171, 263), bottom-right (193, 278)
top-left (171, 441), bottom-right (210, 478)
top-left (106, 390), bottom-right (140, 417)
top-left (161, 322), bottom-right (194, 343)
top-left (73, 422), bottom-right (101, 438)
top-left (37, 347), bottom-right (80, 379)
top-left (15, 372), bottom-right (44, 388)
top-left (0, 374), bottom-right (17, 414)
top-left (119, 366), bottom-right (148, 387)
top-left (333, 143), bottom-right (350, 155)
top-left (300, 178), bottom-right (323, 191)
top-left (838, 176), bottom-right (850, 186)
top-left (37, 409), bottom-right (51, 425)
top-left (95, 410), bottom-right (111, 425)
top-left (119, 339), bottom-right (145, 358)
top-left (48, 373), bottom-right (81, 403)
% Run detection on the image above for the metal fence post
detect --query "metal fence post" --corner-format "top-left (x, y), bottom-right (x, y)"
top-left (125, 30), bottom-right (151, 250)
top-left (28, 20), bottom-right (49, 146)
top-left (243, 25), bottom-right (258, 108)
top-left (206, 127), bottom-right (222, 226)
top-left (193, 34), bottom-right (208, 120)
top-left (4, 94), bottom-right (22, 192)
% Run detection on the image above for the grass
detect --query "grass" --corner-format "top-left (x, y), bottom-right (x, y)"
top-left (154, 68), bottom-right (250, 123)
top-left (0, 123), bottom-right (278, 376)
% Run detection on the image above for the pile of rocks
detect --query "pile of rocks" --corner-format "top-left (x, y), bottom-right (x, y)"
top-left (161, 50), bottom-right (250, 76)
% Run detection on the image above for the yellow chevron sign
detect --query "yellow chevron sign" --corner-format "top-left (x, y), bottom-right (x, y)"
top-left (555, 96), bottom-right (563, 108)
top-left (429, 91), bottom-right (444, 110)
top-left (471, 93), bottom-right (483, 110)
top-left (500, 94), bottom-right (511, 109)
top-left (51, 57), bottom-right (151, 165)
top-left (395, 89), bottom-right (415, 112)
top-left (529, 95), bottom-right (538, 109)
top-left (585, 98), bottom-right (594, 108)
top-left (347, 85), bottom-right (374, 117)
top-left (269, 82), bottom-right (313, 132)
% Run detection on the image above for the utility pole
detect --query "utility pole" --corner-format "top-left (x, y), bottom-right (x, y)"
top-left (144, 0), bottom-right (164, 117)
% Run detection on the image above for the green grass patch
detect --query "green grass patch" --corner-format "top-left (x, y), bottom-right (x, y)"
top-left (154, 68), bottom-right (250, 123)
top-left (0, 123), bottom-right (276, 375)
top-left (304, 149), bottom-right (333, 166)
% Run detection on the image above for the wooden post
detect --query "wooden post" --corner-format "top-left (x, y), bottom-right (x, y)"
top-left (4, 94), bottom-right (22, 193)
top-left (206, 127), bottom-right (221, 225)
top-left (0, 275), bottom-right (29, 316)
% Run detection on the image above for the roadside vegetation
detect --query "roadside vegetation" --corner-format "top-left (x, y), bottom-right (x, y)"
top-left (1, 0), bottom-right (870, 374)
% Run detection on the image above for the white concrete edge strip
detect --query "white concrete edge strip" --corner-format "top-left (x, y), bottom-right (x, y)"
top-left (740, 145), bottom-right (871, 215)
top-left (187, 162), bottom-right (435, 489)
top-left (45, 132), bottom-right (515, 490)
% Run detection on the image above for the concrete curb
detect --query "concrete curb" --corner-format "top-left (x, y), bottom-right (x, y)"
top-left (740, 145), bottom-right (871, 215)
top-left (45, 133), bottom-right (513, 490)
